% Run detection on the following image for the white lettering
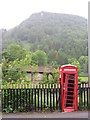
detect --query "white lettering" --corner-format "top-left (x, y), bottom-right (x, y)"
top-left (64, 69), bottom-right (76, 71)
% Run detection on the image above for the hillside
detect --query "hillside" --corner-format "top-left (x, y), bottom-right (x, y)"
top-left (2, 11), bottom-right (88, 66)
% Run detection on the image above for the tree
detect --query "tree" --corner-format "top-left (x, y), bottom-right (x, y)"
top-left (49, 61), bottom-right (59, 69)
top-left (68, 58), bottom-right (81, 74)
top-left (2, 58), bottom-right (27, 84)
top-left (2, 44), bottom-right (33, 84)
top-left (2, 44), bottom-right (27, 61)
top-left (78, 56), bottom-right (88, 73)
top-left (32, 50), bottom-right (48, 66)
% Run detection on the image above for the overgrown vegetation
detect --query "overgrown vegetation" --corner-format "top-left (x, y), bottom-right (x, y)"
top-left (1, 43), bottom-right (88, 84)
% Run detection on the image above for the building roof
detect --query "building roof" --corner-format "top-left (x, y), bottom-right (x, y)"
top-left (20, 66), bottom-right (56, 73)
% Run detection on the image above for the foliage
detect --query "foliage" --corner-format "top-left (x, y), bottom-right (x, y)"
top-left (2, 12), bottom-right (88, 74)
top-left (68, 58), bottom-right (81, 74)
top-left (2, 44), bottom-right (32, 84)
top-left (2, 58), bottom-right (26, 84)
top-left (2, 44), bottom-right (27, 61)
top-left (2, 43), bottom-right (88, 84)
top-left (3, 105), bottom-right (13, 113)
top-left (49, 61), bottom-right (59, 69)
top-left (78, 76), bottom-right (88, 83)
top-left (2, 88), bottom-right (33, 113)
top-left (32, 50), bottom-right (48, 66)
top-left (78, 56), bottom-right (88, 73)
top-left (1, 12), bottom-right (88, 84)
top-left (39, 72), bottom-right (58, 84)
top-left (2, 44), bottom-right (48, 84)
top-left (88, 104), bottom-right (90, 111)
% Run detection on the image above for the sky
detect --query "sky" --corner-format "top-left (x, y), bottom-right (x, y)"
top-left (0, 0), bottom-right (89, 30)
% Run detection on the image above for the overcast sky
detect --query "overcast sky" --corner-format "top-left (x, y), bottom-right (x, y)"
top-left (0, 0), bottom-right (89, 30)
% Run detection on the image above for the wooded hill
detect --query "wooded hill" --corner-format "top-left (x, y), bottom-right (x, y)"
top-left (2, 11), bottom-right (88, 71)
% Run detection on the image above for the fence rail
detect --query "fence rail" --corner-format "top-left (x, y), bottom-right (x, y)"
top-left (78, 83), bottom-right (90, 110)
top-left (1, 83), bottom-right (90, 113)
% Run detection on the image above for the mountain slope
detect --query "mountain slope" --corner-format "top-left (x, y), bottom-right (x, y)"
top-left (2, 11), bottom-right (88, 65)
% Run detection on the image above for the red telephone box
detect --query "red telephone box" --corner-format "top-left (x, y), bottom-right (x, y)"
top-left (59, 64), bottom-right (78, 112)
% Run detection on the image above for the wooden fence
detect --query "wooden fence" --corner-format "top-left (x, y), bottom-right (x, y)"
top-left (1, 83), bottom-right (90, 113)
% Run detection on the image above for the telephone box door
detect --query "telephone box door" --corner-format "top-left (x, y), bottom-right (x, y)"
top-left (63, 73), bottom-right (76, 112)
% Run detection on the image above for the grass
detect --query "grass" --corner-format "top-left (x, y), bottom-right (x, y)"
top-left (79, 76), bottom-right (88, 83)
